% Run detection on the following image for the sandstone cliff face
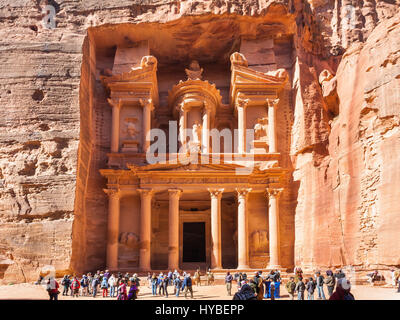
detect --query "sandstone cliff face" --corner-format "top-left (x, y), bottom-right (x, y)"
top-left (0, 0), bottom-right (399, 282)
top-left (292, 8), bottom-right (400, 276)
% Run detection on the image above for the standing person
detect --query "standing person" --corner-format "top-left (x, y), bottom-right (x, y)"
top-left (80, 275), bottom-right (89, 296)
top-left (183, 273), bottom-right (193, 298)
top-left (315, 271), bottom-right (326, 300)
top-left (225, 271), bottom-right (233, 296)
top-left (273, 269), bottom-right (281, 298)
top-left (108, 274), bottom-right (116, 298)
top-left (46, 277), bottom-right (59, 301)
top-left (329, 278), bottom-right (355, 300)
top-left (285, 277), bottom-right (296, 300)
top-left (117, 280), bottom-right (127, 300)
top-left (103, 270), bottom-right (110, 281)
top-left (158, 273), bottom-right (165, 296)
top-left (127, 280), bottom-right (138, 300)
top-left (295, 278), bottom-right (305, 300)
top-left (91, 275), bottom-right (99, 298)
top-left (324, 270), bottom-right (336, 298)
top-left (174, 276), bottom-right (182, 297)
top-left (87, 273), bottom-right (93, 295)
top-left (101, 276), bottom-right (109, 297)
top-left (151, 273), bottom-right (158, 296)
top-left (306, 277), bottom-right (316, 300)
top-left (71, 276), bottom-right (80, 298)
top-left (163, 275), bottom-right (169, 298)
top-left (207, 268), bottom-right (214, 286)
top-left (194, 269), bottom-right (201, 286)
top-left (131, 274), bottom-right (140, 298)
top-left (294, 268), bottom-right (303, 283)
top-left (270, 281), bottom-right (275, 300)
top-left (61, 275), bottom-right (70, 296)
top-left (147, 272), bottom-right (152, 288)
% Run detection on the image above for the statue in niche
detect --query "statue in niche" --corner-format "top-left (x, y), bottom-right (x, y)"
top-left (123, 117), bottom-right (139, 139)
top-left (254, 117), bottom-right (268, 140)
top-left (121, 117), bottom-right (140, 153)
top-left (185, 60), bottom-right (203, 80)
top-left (192, 121), bottom-right (202, 143)
top-left (119, 232), bottom-right (139, 248)
top-left (250, 230), bottom-right (269, 254)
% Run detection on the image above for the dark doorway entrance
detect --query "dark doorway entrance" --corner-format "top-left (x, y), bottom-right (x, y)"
top-left (182, 222), bottom-right (206, 262)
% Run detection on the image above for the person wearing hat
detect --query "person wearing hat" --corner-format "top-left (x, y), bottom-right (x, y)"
top-left (329, 278), bottom-right (355, 300)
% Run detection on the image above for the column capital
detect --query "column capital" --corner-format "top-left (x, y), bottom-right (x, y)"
top-left (139, 98), bottom-right (154, 111)
top-left (107, 98), bottom-right (122, 109)
top-left (236, 187), bottom-right (252, 198)
top-left (168, 188), bottom-right (182, 198)
top-left (137, 188), bottom-right (154, 197)
top-left (266, 98), bottom-right (279, 108)
top-left (266, 188), bottom-right (283, 198)
top-left (103, 188), bottom-right (120, 198)
top-left (236, 93), bottom-right (249, 109)
top-left (208, 188), bottom-right (224, 199)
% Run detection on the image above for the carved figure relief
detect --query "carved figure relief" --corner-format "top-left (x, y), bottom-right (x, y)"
top-left (254, 117), bottom-right (268, 141)
top-left (119, 232), bottom-right (140, 248)
top-left (185, 60), bottom-right (203, 80)
top-left (250, 230), bottom-right (269, 254)
top-left (123, 117), bottom-right (139, 139)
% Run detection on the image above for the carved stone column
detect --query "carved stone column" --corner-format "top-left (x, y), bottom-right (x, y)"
top-left (236, 188), bottom-right (252, 269)
top-left (108, 98), bottom-right (121, 153)
top-left (104, 188), bottom-right (120, 270)
top-left (202, 103), bottom-right (210, 154)
top-left (168, 189), bottom-right (182, 270)
top-left (236, 96), bottom-right (249, 154)
top-left (138, 188), bottom-right (153, 271)
top-left (267, 98), bottom-right (279, 153)
top-left (140, 98), bottom-right (154, 154)
top-left (266, 188), bottom-right (283, 268)
top-left (208, 188), bottom-right (224, 269)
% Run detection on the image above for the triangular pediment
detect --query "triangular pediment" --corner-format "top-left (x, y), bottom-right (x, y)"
top-left (128, 161), bottom-right (245, 174)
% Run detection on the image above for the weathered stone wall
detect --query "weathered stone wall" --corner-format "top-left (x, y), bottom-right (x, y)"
top-left (0, 0), bottom-right (399, 282)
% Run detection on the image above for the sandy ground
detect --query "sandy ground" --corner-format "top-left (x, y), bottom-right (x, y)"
top-left (0, 280), bottom-right (399, 300)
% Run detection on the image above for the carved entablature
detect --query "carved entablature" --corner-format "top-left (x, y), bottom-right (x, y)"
top-left (230, 51), bottom-right (288, 109)
top-left (168, 79), bottom-right (222, 119)
top-left (101, 55), bottom-right (159, 107)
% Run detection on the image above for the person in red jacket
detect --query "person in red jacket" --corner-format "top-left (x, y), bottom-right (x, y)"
top-left (71, 276), bottom-right (81, 298)
top-left (329, 278), bottom-right (355, 300)
top-left (47, 277), bottom-right (59, 300)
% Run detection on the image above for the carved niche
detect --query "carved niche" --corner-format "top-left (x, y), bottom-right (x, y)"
top-left (121, 116), bottom-right (140, 152)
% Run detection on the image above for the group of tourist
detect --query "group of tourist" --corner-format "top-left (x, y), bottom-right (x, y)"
top-left (227, 270), bottom-right (281, 300)
top-left (44, 266), bottom-right (400, 300)
top-left (46, 270), bottom-right (142, 300)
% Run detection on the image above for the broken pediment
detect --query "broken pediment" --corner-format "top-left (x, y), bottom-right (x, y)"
top-left (230, 52), bottom-right (288, 107)
top-left (101, 55), bottom-right (159, 107)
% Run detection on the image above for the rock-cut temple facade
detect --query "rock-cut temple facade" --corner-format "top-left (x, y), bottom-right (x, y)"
top-left (99, 41), bottom-right (291, 272)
